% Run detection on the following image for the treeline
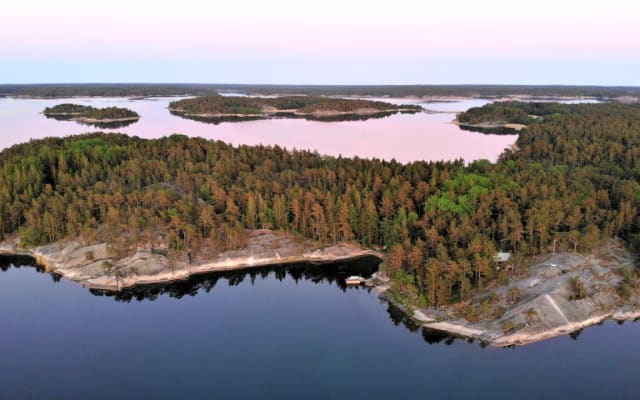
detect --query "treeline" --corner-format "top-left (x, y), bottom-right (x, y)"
top-left (3, 84), bottom-right (640, 99)
top-left (457, 103), bottom-right (535, 125)
top-left (2, 84), bottom-right (221, 98)
top-left (44, 104), bottom-right (139, 120)
top-left (169, 95), bottom-right (419, 115)
top-left (1, 102), bottom-right (640, 307)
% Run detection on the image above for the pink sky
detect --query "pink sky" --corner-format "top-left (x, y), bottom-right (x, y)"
top-left (2, 0), bottom-right (639, 84)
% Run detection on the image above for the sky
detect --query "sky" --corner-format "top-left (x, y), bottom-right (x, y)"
top-left (2, 0), bottom-right (639, 85)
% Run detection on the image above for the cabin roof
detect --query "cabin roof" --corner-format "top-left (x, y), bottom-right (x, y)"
top-left (493, 252), bottom-right (512, 262)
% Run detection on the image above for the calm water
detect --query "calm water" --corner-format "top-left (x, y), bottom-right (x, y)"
top-left (2, 96), bottom-right (635, 399)
top-left (1, 257), bottom-right (639, 399)
top-left (0, 96), bottom-right (516, 163)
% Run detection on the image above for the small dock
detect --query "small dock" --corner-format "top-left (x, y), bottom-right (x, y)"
top-left (345, 276), bottom-right (366, 285)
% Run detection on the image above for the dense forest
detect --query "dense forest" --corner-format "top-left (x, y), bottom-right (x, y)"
top-left (1, 84), bottom-right (221, 98)
top-left (2, 83), bottom-right (639, 100)
top-left (169, 94), bottom-right (421, 116)
top-left (1, 102), bottom-right (640, 308)
top-left (43, 104), bottom-right (139, 120)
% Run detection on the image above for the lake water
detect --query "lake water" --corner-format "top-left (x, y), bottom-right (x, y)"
top-left (0, 96), bottom-right (516, 163)
top-left (1, 257), bottom-right (639, 399)
top-left (2, 96), bottom-right (635, 399)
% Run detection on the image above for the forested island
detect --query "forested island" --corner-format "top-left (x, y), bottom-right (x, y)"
top-left (2, 101), bottom-right (640, 345)
top-left (43, 103), bottom-right (139, 128)
top-left (169, 94), bottom-right (422, 122)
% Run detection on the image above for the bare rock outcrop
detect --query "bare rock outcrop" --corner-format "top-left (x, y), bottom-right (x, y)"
top-left (0, 230), bottom-right (382, 291)
top-left (414, 242), bottom-right (640, 346)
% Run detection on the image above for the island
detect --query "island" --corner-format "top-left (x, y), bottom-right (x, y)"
top-left (43, 103), bottom-right (140, 128)
top-left (2, 101), bottom-right (640, 346)
top-left (168, 94), bottom-right (423, 123)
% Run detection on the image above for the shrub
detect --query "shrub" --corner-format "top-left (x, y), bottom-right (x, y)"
top-left (569, 277), bottom-right (587, 301)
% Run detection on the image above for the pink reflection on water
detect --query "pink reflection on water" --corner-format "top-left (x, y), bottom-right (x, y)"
top-left (0, 97), bottom-right (516, 163)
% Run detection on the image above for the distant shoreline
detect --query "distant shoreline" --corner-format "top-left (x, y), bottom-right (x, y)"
top-left (168, 106), bottom-right (420, 119)
top-left (452, 119), bottom-right (527, 131)
top-left (42, 111), bottom-right (140, 124)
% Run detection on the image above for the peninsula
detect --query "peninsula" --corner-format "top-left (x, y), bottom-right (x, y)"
top-left (2, 101), bottom-right (640, 346)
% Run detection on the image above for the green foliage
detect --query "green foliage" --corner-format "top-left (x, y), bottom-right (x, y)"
top-left (615, 268), bottom-right (640, 300)
top-left (19, 226), bottom-right (44, 248)
top-left (569, 277), bottom-right (588, 301)
top-left (168, 95), bottom-right (414, 115)
top-left (458, 103), bottom-right (533, 125)
top-left (44, 104), bottom-right (138, 120)
top-left (2, 102), bottom-right (640, 308)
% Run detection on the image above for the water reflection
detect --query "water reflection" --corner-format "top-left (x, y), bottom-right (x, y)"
top-left (44, 114), bottom-right (138, 129)
top-left (81, 256), bottom-right (379, 302)
top-left (0, 255), bottom-right (45, 271)
top-left (1, 254), bottom-right (634, 350)
top-left (458, 124), bottom-right (520, 135)
top-left (385, 301), bottom-right (420, 332)
top-left (0, 97), bottom-right (518, 163)
top-left (169, 110), bottom-right (408, 124)
top-left (421, 327), bottom-right (489, 348)
top-left (0, 255), bottom-right (63, 283)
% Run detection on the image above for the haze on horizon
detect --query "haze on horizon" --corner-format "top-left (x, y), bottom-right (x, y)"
top-left (2, 0), bottom-right (639, 86)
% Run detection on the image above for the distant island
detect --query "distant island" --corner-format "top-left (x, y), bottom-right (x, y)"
top-left (169, 94), bottom-right (423, 122)
top-left (43, 103), bottom-right (140, 128)
top-left (2, 83), bottom-right (640, 101)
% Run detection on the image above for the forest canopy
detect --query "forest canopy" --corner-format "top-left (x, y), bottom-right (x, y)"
top-left (168, 94), bottom-right (421, 116)
top-left (43, 104), bottom-right (139, 120)
top-left (2, 102), bottom-right (640, 308)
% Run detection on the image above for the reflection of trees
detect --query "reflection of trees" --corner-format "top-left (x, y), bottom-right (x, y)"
top-left (89, 256), bottom-right (380, 303)
top-left (76, 120), bottom-right (138, 129)
top-left (420, 327), bottom-right (490, 348)
top-left (45, 114), bottom-right (138, 129)
top-left (385, 301), bottom-right (420, 332)
top-left (0, 255), bottom-right (45, 272)
top-left (1, 255), bottom-right (488, 349)
top-left (458, 124), bottom-right (518, 135)
top-left (421, 328), bottom-right (458, 346)
top-left (569, 329), bottom-right (583, 340)
top-left (0, 255), bottom-right (61, 283)
top-left (170, 110), bottom-right (402, 125)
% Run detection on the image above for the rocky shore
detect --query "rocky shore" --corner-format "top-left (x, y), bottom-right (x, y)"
top-left (408, 242), bottom-right (640, 347)
top-left (2, 230), bottom-right (638, 348)
top-left (0, 230), bottom-right (382, 291)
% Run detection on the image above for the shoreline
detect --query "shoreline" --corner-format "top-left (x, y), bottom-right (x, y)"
top-left (2, 233), bottom-right (639, 348)
top-left (43, 112), bottom-right (140, 124)
top-left (452, 119), bottom-right (527, 131)
top-left (168, 107), bottom-right (419, 119)
top-left (415, 310), bottom-right (640, 347)
top-left (0, 230), bottom-right (383, 291)
top-left (386, 243), bottom-right (640, 347)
